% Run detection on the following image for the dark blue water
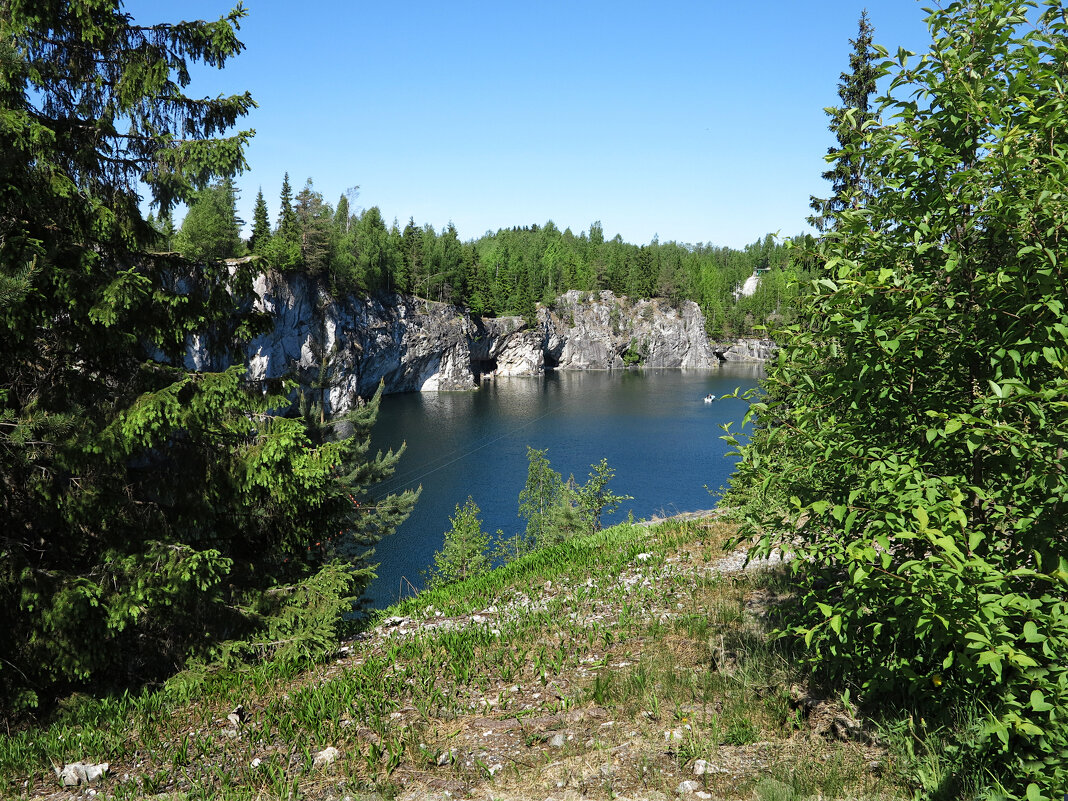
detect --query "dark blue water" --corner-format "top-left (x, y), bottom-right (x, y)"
top-left (366, 365), bottom-right (763, 607)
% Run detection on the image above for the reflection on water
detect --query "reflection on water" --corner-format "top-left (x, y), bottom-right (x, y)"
top-left (365, 364), bottom-right (764, 608)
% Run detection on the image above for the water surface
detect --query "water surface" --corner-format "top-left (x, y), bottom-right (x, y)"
top-left (367, 364), bottom-right (763, 607)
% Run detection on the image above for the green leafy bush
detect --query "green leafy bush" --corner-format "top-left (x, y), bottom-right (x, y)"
top-left (729, 3), bottom-right (1068, 798)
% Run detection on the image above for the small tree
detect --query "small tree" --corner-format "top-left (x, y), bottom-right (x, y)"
top-left (249, 188), bottom-right (272, 255)
top-left (267, 172), bottom-right (302, 269)
top-left (425, 498), bottom-right (491, 588)
top-left (575, 458), bottom-right (631, 532)
top-left (294, 178), bottom-right (333, 276)
top-left (519, 449), bottom-right (631, 549)
top-left (174, 178), bottom-right (244, 262)
top-left (518, 447), bottom-right (565, 550)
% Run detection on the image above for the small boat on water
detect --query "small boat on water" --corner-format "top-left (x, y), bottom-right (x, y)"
top-left (704, 393), bottom-right (716, 403)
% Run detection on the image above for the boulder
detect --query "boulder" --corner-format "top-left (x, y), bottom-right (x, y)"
top-left (55, 762), bottom-right (108, 787)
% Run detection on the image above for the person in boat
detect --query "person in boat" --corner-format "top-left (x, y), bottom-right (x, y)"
top-left (704, 393), bottom-right (715, 402)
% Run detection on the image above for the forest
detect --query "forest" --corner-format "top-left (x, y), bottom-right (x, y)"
top-left (155, 175), bottom-right (810, 338)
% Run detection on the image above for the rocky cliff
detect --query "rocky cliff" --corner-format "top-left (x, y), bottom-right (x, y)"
top-left (192, 272), bottom-right (769, 413)
top-left (711, 337), bottom-right (777, 362)
top-left (539, 290), bottom-right (717, 370)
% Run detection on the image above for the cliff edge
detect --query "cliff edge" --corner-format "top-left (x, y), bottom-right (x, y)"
top-left (193, 272), bottom-right (771, 414)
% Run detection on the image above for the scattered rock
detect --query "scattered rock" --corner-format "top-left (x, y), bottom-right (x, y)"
top-left (677, 778), bottom-right (702, 793)
top-left (548, 733), bottom-right (567, 748)
top-left (55, 762), bottom-right (109, 787)
top-left (693, 758), bottom-right (727, 775)
top-left (789, 685), bottom-right (874, 743)
top-left (227, 704), bottom-right (247, 727)
top-left (312, 746), bottom-right (340, 768)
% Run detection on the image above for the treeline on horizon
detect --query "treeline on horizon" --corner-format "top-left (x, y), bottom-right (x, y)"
top-left (153, 175), bottom-right (814, 339)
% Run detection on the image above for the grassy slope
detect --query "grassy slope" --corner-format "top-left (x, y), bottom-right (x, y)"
top-left (2, 518), bottom-right (908, 800)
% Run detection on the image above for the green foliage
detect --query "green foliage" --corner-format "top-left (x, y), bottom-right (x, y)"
top-left (218, 173), bottom-right (803, 333)
top-left (518, 448), bottom-right (632, 549)
top-left (174, 178), bottom-right (244, 263)
top-left (210, 561), bottom-right (359, 667)
top-left (248, 188), bottom-right (271, 255)
top-left (518, 447), bottom-right (566, 550)
top-left (809, 11), bottom-right (878, 232)
top-left (425, 497), bottom-right (492, 588)
top-left (575, 458), bottom-right (632, 532)
top-left (266, 172), bottom-right (302, 270)
top-left (730, 3), bottom-right (1068, 797)
top-left (297, 376), bottom-right (419, 611)
top-left (0, 1), bottom-right (407, 714)
top-left (293, 178), bottom-right (333, 275)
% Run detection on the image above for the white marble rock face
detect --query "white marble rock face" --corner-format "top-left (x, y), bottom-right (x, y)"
top-left (190, 272), bottom-right (770, 411)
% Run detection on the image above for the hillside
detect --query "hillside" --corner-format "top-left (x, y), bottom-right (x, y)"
top-left (5, 516), bottom-right (905, 801)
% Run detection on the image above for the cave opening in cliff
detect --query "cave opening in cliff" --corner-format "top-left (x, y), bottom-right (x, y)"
top-left (472, 357), bottom-right (497, 380)
top-left (543, 352), bottom-right (559, 371)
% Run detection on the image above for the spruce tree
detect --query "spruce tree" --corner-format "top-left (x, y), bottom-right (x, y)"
top-left (298, 376), bottom-right (418, 608)
top-left (268, 172), bottom-right (302, 269)
top-left (294, 179), bottom-right (334, 276)
top-left (173, 178), bottom-right (244, 262)
top-left (277, 172), bottom-right (297, 236)
top-left (249, 188), bottom-right (272, 255)
top-left (808, 11), bottom-right (878, 232)
top-left (333, 193), bottom-right (350, 235)
top-left (0, 1), bottom-right (409, 711)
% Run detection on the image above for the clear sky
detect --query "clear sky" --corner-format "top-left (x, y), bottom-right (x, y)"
top-left (127, 1), bottom-right (934, 249)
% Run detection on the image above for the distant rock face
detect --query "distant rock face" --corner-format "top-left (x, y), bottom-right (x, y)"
top-left (712, 337), bottom-right (777, 362)
top-left (230, 274), bottom-right (501, 412)
top-left (539, 290), bottom-right (718, 370)
top-left (189, 271), bottom-right (769, 411)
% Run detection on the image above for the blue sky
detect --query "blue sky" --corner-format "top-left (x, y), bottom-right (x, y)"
top-left (128, 1), bottom-right (933, 249)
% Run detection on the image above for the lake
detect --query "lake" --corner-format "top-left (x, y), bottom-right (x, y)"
top-left (365, 364), bottom-right (764, 607)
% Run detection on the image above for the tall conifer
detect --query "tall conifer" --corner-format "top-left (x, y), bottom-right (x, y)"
top-left (808, 11), bottom-right (878, 232)
top-left (0, 1), bottom-right (410, 710)
top-left (249, 188), bottom-right (272, 255)
top-left (268, 172), bottom-right (302, 269)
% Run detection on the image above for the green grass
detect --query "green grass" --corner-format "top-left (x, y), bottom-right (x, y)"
top-left (0, 517), bottom-right (912, 800)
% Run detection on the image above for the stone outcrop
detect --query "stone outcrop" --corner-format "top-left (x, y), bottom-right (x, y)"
top-left (539, 290), bottom-right (718, 370)
top-left (189, 271), bottom-right (770, 412)
top-left (711, 337), bottom-right (777, 362)
top-left (227, 273), bottom-right (509, 412)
